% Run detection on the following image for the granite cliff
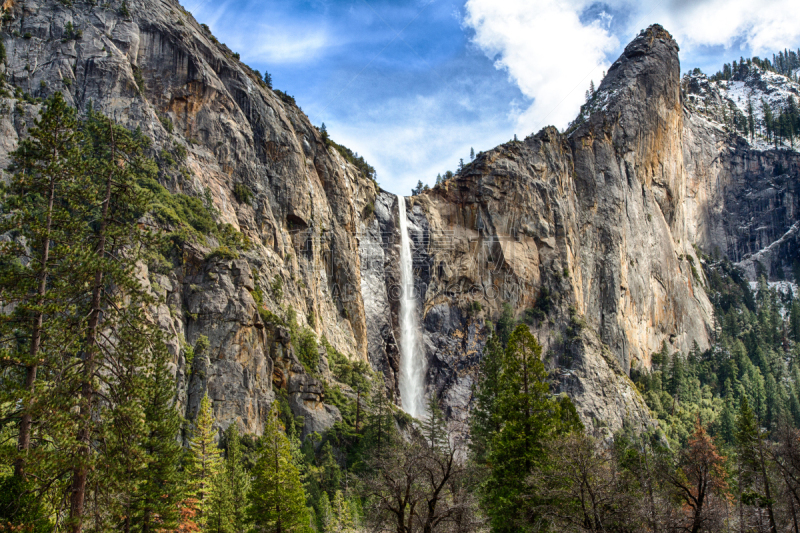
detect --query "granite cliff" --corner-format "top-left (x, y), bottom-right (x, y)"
top-left (1, 0), bottom-right (799, 438)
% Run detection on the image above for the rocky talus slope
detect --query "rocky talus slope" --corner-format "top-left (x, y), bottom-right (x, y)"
top-left (1, 0), bottom-right (799, 437)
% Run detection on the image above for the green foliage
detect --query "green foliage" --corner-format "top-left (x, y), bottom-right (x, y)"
top-left (525, 286), bottom-right (552, 324)
top-left (248, 403), bottom-right (312, 532)
top-left (206, 245), bottom-right (239, 261)
top-left (186, 394), bottom-right (222, 527)
top-left (132, 65), bottom-right (145, 94)
top-left (495, 302), bottom-right (516, 346)
top-left (473, 324), bottom-right (582, 532)
top-left (158, 112), bottom-right (174, 133)
top-left (323, 336), bottom-right (370, 391)
top-left (295, 327), bottom-right (319, 373)
top-left (208, 423), bottom-right (250, 533)
top-left (469, 300), bottom-right (482, 316)
top-left (136, 175), bottom-right (217, 234)
top-left (0, 94), bottom-right (194, 530)
top-left (271, 274), bottom-right (284, 301)
top-left (233, 182), bottom-right (253, 204)
top-left (634, 258), bottom-right (800, 448)
top-left (274, 89), bottom-right (297, 106)
top-left (132, 352), bottom-right (185, 531)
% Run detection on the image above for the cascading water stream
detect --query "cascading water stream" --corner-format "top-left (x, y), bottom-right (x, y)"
top-left (397, 197), bottom-right (426, 418)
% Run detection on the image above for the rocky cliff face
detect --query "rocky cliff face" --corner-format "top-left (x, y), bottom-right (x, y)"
top-left (2, 1), bottom-right (799, 438)
top-left (0, 0), bottom-right (378, 438)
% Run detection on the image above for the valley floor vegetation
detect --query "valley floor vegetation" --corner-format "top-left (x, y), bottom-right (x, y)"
top-left (5, 95), bottom-right (800, 533)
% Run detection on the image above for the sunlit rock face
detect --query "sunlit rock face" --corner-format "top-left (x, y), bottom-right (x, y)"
top-left (2, 2), bottom-right (798, 438)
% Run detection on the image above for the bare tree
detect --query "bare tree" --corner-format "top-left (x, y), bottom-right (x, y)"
top-left (360, 435), bottom-right (482, 533)
top-left (526, 432), bottom-right (643, 532)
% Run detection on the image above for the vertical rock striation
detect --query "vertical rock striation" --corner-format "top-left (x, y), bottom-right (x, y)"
top-left (2, 3), bottom-right (799, 437)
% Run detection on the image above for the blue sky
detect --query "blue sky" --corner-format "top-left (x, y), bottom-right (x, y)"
top-left (182, 0), bottom-right (800, 196)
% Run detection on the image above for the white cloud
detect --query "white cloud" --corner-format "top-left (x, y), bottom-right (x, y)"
top-left (463, 0), bottom-right (800, 137)
top-left (631, 0), bottom-right (800, 54)
top-left (463, 0), bottom-right (618, 135)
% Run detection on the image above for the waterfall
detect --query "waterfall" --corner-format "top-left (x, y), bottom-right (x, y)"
top-left (397, 197), bottom-right (426, 418)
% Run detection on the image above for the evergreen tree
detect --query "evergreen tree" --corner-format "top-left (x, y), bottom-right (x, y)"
top-left (0, 92), bottom-right (85, 481)
top-left (737, 397), bottom-right (778, 533)
top-left (469, 332), bottom-right (503, 463)
top-left (264, 72), bottom-right (273, 89)
top-left (0, 93), bottom-right (88, 531)
top-left (329, 490), bottom-right (358, 533)
top-left (248, 402), bottom-right (311, 533)
top-left (317, 491), bottom-right (332, 532)
top-left (790, 300), bottom-right (800, 341)
top-left (66, 106), bottom-right (165, 533)
top-left (187, 393), bottom-right (222, 529)
top-left (420, 395), bottom-right (448, 451)
top-left (209, 423), bottom-right (250, 533)
top-left (763, 99), bottom-right (774, 142)
top-left (469, 147), bottom-right (475, 160)
top-left (135, 352), bottom-right (185, 533)
top-left (481, 325), bottom-right (582, 532)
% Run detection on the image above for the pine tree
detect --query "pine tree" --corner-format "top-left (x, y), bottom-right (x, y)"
top-left (469, 332), bottom-right (503, 463)
top-left (264, 72), bottom-right (273, 89)
top-left (0, 93), bottom-right (89, 531)
top-left (208, 423), bottom-right (250, 533)
top-left (135, 351), bottom-right (185, 533)
top-left (365, 382), bottom-right (394, 456)
top-left (317, 491), bottom-right (332, 532)
top-left (763, 99), bottom-right (773, 140)
top-left (187, 393), bottom-right (222, 529)
top-left (329, 490), bottom-right (358, 533)
top-left (420, 395), bottom-right (448, 451)
top-left (790, 300), bottom-right (800, 341)
top-left (248, 402), bottom-right (311, 533)
top-left (57, 106), bottom-right (164, 533)
top-left (0, 93), bottom-right (86, 481)
top-left (737, 397), bottom-right (778, 533)
top-left (469, 147), bottom-right (475, 160)
top-left (482, 325), bottom-right (582, 532)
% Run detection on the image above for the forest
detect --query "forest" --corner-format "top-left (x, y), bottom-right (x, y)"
top-left (5, 95), bottom-right (800, 533)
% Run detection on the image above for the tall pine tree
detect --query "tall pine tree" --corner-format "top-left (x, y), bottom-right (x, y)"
top-left (248, 402), bottom-right (311, 533)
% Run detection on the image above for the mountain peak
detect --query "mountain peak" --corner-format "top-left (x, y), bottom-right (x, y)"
top-left (568, 24), bottom-right (681, 136)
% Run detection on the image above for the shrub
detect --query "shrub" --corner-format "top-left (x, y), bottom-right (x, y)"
top-left (159, 113), bottom-right (174, 134)
top-left (132, 66), bottom-right (145, 95)
top-left (136, 176), bottom-right (217, 234)
top-left (271, 275), bottom-right (283, 301)
top-left (295, 327), bottom-right (319, 373)
top-left (233, 182), bottom-right (253, 204)
top-left (206, 245), bottom-right (239, 261)
top-left (362, 201), bottom-right (374, 219)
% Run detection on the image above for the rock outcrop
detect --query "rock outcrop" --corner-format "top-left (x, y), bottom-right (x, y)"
top-left (2, 0), bottom-right (799, 438)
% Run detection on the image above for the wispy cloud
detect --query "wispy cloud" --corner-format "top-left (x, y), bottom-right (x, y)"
top-left (233, 26), bottom-right (332, 64)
